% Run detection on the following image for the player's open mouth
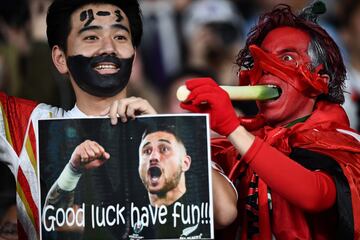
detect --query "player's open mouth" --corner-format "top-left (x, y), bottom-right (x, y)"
top-left (93, 62), bottom-right (119, 74)
top-left (148, 166), bottom-right (162, 184)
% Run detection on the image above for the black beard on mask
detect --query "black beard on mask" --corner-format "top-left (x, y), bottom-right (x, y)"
top-left (66, 54), bottom-right (134, 97)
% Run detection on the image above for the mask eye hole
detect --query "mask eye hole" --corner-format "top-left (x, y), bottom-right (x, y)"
top-left (282, 54), bottom-right (293, 61)
top-left (281, 54), bottom-right (298, 67)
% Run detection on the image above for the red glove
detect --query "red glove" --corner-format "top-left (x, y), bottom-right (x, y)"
top-left (180, 78), bottom-right (240, 136)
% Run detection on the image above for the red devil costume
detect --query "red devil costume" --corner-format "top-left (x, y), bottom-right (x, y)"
top-left (181, 2), bottom-right (360, 240)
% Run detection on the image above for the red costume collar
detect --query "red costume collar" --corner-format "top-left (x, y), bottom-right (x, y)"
top-left (257, 100), bottom-right (355, 154)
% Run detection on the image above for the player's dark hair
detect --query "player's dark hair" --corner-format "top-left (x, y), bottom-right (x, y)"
top-left (141, 124), bottom-right (185, 148)
top-left (46, 0), bottom-right (142, 51)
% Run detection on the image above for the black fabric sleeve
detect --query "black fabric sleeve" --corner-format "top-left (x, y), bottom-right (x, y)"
top-left (290, 148), bottom-right (353, 240)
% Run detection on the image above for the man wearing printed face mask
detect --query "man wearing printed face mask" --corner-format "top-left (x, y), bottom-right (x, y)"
top-left (181, 2), bottom-right (360, 240)
top-left (0, 0), bottom-right (237, 238)
top-left (0, 0), bottom-right (155, 239)
top-left (43, 2), bottom-right (149, 232)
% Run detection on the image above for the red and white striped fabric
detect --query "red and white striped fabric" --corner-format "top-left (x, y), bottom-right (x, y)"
top-left (0, 92), bottom-right (66, 239)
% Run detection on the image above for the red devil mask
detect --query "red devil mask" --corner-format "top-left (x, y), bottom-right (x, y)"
top-left (239, 27), bottom-right (328, 97)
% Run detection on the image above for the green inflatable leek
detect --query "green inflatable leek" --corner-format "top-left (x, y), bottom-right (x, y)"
top-left (177, 85), bottom-right (280, 102)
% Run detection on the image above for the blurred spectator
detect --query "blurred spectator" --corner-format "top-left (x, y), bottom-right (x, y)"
top-left (127, 50), bottom-right (162, 111)
top-left (0, 0), bottom-right (74, 109)
top-left (22, 0), bottom-right (75, 109)
top-left (173, 0), bottom-right (192, 12)
top-left (0, 163), bottom-right (17, 240)
top-left (241, 0), bottom-right (304, 26)
top-left (0, 205), bottom-right (17, 240)
top-left (254, 0), bottom-right (309, 12)
top-left (0, 4), bottom-right (30, 237)
top-left (139, 0), bottom-right (183, 93)
top-left (0, 0), bottom-right (31, 96)
top-left (240, 0), bottom-right (344, 49)
top-left (231, 0), bottom-right (258, 21)
top-left (181, 0), bottom-right (245, 86)
top-left (339, 0), bottom-right (360, 130)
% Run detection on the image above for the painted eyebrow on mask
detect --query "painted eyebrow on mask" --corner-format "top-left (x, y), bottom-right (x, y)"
top-left (80, 9), bottom-right (125, 27)
top-left (114, 10), bottom-right (124, 22)
top-left (80, 9), bottom-right (95, 27)
top-left (96, 11), bottom-right (111, 16)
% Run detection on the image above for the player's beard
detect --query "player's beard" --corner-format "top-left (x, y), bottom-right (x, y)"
top-left (155, 166), bottom-right (182, 197)
top-left (66, 54), bottom-right (134, 97)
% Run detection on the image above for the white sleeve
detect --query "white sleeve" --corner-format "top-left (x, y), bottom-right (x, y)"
top-left (0, 107), bottom-right (19, 175)
top-left (211, 161), bottom-right (238, 199)
top-left (0, 133), bottom-right (19, 176)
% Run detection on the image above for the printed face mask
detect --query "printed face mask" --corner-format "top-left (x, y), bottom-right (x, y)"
top-left (67, 54), bottom-right (134, 97)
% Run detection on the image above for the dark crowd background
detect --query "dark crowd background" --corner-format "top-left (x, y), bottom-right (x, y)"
top-left (1, 0), bottom-right (360, 238)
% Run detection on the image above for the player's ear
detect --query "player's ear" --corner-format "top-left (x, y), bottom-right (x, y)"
top-left (182, 155), bottom-right (191, 172)
top-left (52, 45), bottom-right (68, 74)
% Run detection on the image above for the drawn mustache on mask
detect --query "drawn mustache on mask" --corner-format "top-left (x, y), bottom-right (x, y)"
top-left (67, 54), bottom-right (134, 97)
